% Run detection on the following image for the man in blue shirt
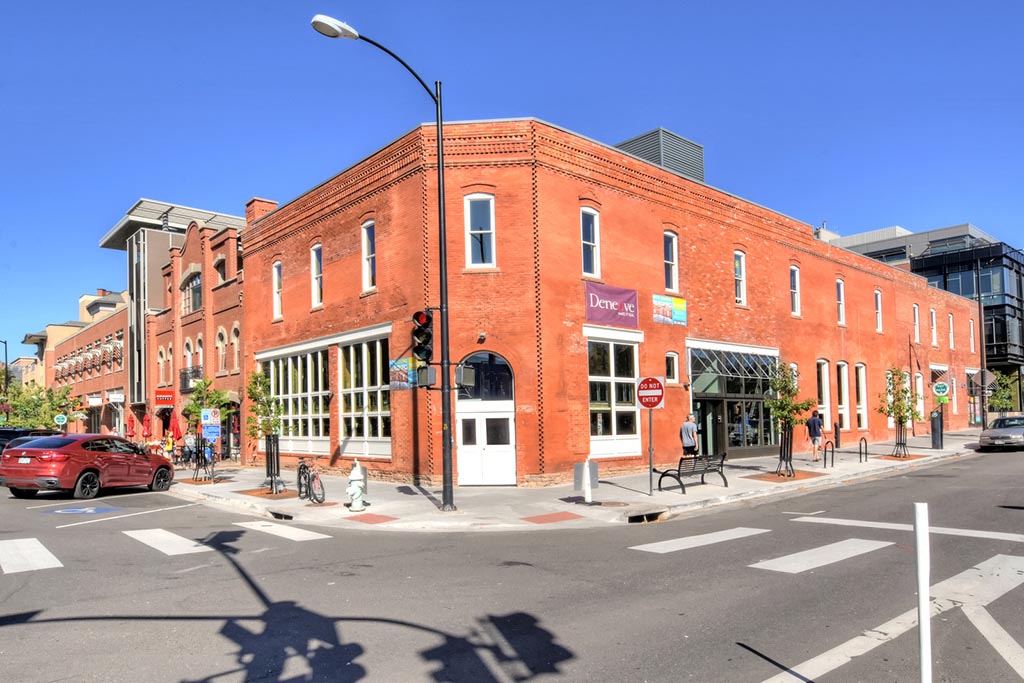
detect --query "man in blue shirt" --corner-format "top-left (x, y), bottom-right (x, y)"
top-left (806, 410), bottom-right (824, 462)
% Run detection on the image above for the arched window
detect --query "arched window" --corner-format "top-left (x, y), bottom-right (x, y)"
top-left (182, 273), bottom-right (202, 314)
top-left (183, 340), bottom-right (193, 368)
top-left (217, 330), bottom-right (228, 373)
top-left (157, 348), bottom-right (166, 385)
top-left (457, 352), bottom-right (514, 401)
top-left (231, 325), bottom-right (241, 371)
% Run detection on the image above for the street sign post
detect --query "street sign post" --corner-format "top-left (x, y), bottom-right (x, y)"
top-left (932, 382), bottom-right (950, 397)
top-left (54, 414), bottom-right (68, 426)
top-left (638, 376), bottom-right (666, 495)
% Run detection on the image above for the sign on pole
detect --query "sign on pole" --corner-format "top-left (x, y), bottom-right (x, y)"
top-left (54, 414), bottom-right (68, 426)
top-left (201, 408), bottom-right (221, 426)
top-left (637, 376), bottom-right (666, 410)
top-left (932, 382), bottom-right (950, 397)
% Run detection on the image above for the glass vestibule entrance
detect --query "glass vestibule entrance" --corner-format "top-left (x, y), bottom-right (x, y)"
top-left (689, 346), bottom-right (780, 458)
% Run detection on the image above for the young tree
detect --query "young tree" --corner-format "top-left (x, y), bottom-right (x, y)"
top-left (181, 378), bottom-right (232, 430)
top-left (987, 369), bottom-right (1015, 415)
top-left (763, 363), bottom-right (817, 472)
top-left (877, 367), bottom-right (921, 457)
top-left (245, 370), bottom-right (282, 440)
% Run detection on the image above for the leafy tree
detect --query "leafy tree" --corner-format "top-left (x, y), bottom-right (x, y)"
top-left (763, 362), bottom-right (817, 465)
top-left (181, 378), bottom-right (232, 430)
top-left (4, 383), bottom-right (82, 429)
top-left (245, 370), bottom-right (282, 439)
top-left (988, 369), bottom-right (1015, 414)
top-left (877, 367), bottom-right (921, 456)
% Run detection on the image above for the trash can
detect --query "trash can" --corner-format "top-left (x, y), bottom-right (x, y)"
top-left (930, 410), bottom-right (943, 449)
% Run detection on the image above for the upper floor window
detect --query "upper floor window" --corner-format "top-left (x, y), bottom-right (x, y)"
top-left (734, 251), bottom-right (747, 305)
top-left (836, 279), bottom-right (846, 325)
top-left (214, 258), bottom-right (227, 284)
top-left (913, 304), bottom-right (921, 343)
top-left (948, 313), bottom-right (955, 349)
top-left (182, 273), bottom-right (202, 315)
top-left (789, 266), bottom-right (801, 316)
top-left (816, 359), bottom-right (831, 427)
top-left (581, 208), bottom-right (600, 277)
top-left (157, 348), bottom-right (166, 385)
top-left (183, 340), bottom-right (193, 368)
top-left (465, 194), bottom-right (495, 268)
top-left (970, 318), bottom-right (976, 353)
top-left (854, 363), bottom-right (868, 429)
top-left (874, 290), bottom-right (883, 332)
top-left (231, 326), bottom-right (241, 371)
top-left (663, 232), bottom-right (678, 291)
top-left (196, 337), bottom-right (204, 367)
top-left (310, 244), bottom-right (323, 307)
top-left (217, 330), bottom-right (227, 373)
top-left (930, 308), bottom-right (937, 346)
top-left (362, 220), bottom-right (376, 290)
top-left (272, 261), bottom-right (283, 319)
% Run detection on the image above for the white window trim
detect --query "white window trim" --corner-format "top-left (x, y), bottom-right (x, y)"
top-left (914, 372), bottom-right (925, 421)
top-left (734, 251), bottom-right (747, 305)
top-left (970, 318), bottom-right (976, 353)
top-left (465, 193), bottom-right (496, 269)
top-left (310, 244), bottom-right (323, 307)
top-left (836, 279), bottom-right (846, 325)
top-left (854, 363), bottom-right (868, 430)
top-left (581, 207), bottom-right (600, 278)
top-left (790, 266), bottom-right (801, 316)
top-left (836, 361), bottom-right (850, 430)
top-left (913, 304), bottom-right (920, 343)
top-left (930, 308), bottom-right (937, 346)
top-left (272, 261), bottom-right (283, 320)
top-left (948, 313), bottom-right (955, 349)
top-left (361, 220), bottom-right (376, 291)
top-left (666, 352), bottom-right (679, 384)
top-left (816, 359), bottom-right (831, 427)
top-left (874, 290), bottom-right (883, 332)
top-left (587, 336), bottom-right (640, 459)
top-left (664, 232), bottom-right (678, 292)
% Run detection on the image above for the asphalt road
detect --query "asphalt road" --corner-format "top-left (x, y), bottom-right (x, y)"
top-left (1, 453), bottom-right (1023, 682)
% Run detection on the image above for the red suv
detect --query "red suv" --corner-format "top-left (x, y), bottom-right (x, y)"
top-left (0, 434), bottom-right (174, 499)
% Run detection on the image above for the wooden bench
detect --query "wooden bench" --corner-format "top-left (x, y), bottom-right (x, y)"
top-left (654, 453), bottom-right (728, 494)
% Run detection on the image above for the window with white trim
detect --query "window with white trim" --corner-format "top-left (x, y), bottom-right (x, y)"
top-left (196, 337), bottom-right (204, 368)
top-left (581, 208), bottom-right (600, 277)
top-left (267, 349), bottom-right (331, 438)
top-left (665, 352), bottom-right (679, 383)
top-left (465, 194), bottom-right (495, 268)
top-left (362, 220), bottom-right (376, 290)
top-left (913, 304), bottom-right (920, 343)
top-left (182, 273), bottom-right (202, 315)
top-left (216, 330), bottom-right (227, 373)
top-left (970, 318), bottom-right (976, 353)
top-left (589, 340), bottom-right (637, 439)
top-left (816, 359), bottom-right (831, 427)
top-left (157, 348), bottom-right (166, 385)
top-left (914, 372), bottom-right (925, 420)
top-left (855, 363), bottom-right (868, 429)
top-left (734, 251), bottom-right (747, 305)
top-left (183, 340), bottom-right (193, 369)
top-left (790, 266), bottom-right (801, 316)
top-left (232, 326), bottom-right (241, 371)
top-left (930, 308), bottom-right (937, 345)
top-left (340, 337), bottom-right (391, 441)
top-left (836, 361), bottom-right (850, 430)
top-left (310, 244), bottom-right (323, 307)
top-left (948, 313), bottom-right (955, 349)
top-left (272, 261), bottom-right (283, 319)
top-left (663, 232), bottom-right (678, 291)
top-left (874, 290), bottom-right (883, 332)
top-left (836, 279), bottom-right (846, 325)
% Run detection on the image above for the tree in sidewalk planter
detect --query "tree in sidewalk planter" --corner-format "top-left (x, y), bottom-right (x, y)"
top-left (181, 378), bottom-right (233, 463)
top-left (245, 369), bottom-right (286, 491)
top-left (876, 367), bottom-right (922, 457)
top-left (762, 363), bottom-right (817, 474)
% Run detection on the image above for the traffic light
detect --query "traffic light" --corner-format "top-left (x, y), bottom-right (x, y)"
top-left (411, 310), bottom-right (433, 362)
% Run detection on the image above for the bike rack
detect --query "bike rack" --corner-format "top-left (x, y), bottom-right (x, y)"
top-left (822, 440), bottom-right (835, 468)
top-left (859, 437), bottom-right (869, 463)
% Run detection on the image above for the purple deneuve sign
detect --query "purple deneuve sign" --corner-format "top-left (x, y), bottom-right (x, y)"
top-left (585, 282), bottom-right (639, 328)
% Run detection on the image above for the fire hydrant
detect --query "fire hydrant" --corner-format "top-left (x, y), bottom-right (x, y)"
top-left (347, 460), bottom-right (367, 512)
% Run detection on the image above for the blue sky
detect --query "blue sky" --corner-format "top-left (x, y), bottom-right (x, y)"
top-left (2, 1), bottom-right (1021, 360)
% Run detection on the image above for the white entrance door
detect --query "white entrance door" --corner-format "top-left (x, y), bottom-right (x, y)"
top-left (456, 402), bottom-right (516, 485)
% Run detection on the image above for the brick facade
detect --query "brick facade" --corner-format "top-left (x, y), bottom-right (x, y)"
top-left (242, 119), bottom-right (980, 486)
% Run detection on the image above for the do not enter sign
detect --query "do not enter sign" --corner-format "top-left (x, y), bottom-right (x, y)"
top-left (638, 376), bottom-right (666, 409)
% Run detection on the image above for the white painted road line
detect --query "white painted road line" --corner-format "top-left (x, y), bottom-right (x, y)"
top-left (0, 538), bottom-right (63, 574)
top-left (233, 521), bottom-right (331, 541)
top-left (962, 605), bottom-right (1024, 678)
top-left (123, 529), bottom-right (213, 556)
top-left (629, 527), bottom-right (771, 554)
top-left (759, 554), bottom-right (1024, 683)
top-left (749, 539), bottom-right (894, 574)
top-left (793, 515), bottom-right (1024, 543)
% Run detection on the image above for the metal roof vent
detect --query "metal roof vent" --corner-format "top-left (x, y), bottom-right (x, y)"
top-left (615, 128), bottom-right (704, 183)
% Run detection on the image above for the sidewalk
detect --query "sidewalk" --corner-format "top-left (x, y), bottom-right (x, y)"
top-left (166, 429), bottom-right (982, 533)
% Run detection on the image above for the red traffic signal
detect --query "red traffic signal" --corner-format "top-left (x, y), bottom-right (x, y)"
top-left (411, 310), bottom-right (434, 362)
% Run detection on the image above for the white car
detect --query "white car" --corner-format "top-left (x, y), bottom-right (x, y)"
top-left (978, 416), bottom-right (1024, 452)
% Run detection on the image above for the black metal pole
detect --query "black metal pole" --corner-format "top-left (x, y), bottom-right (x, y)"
top-left (1, 339), bottom-right (8, 398)
top-left (975, 258), bottom-right (988, 429)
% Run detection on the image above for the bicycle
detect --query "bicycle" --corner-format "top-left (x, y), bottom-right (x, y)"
top-left (296, 456), bottom-right (325, 504)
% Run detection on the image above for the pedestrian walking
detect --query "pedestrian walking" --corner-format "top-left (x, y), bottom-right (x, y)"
top-left (680, 413), bottom-right (699, 456)
top-left (806, 410), bottom-right (824, 462)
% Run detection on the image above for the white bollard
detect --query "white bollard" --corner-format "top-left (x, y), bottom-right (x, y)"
top-left (914, 502), bottom-right (932, 683)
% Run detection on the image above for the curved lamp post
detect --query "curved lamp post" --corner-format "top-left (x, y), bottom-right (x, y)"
top-left (311, 14), bottom-right (456, 511)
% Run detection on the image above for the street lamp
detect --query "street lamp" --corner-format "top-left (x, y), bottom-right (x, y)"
top-left (0, 339), bottom-right (8, 397)
top-left (311, 14), bottom-right (456, 511)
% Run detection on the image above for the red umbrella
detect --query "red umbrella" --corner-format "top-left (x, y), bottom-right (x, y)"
top-left (170, 410), bottom-right (183, 440)
top-left (126, 414), bottom-right (136, 438)
top-left (142, 414), bottom-right (152, 439)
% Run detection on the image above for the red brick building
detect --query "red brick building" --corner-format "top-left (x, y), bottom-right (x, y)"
top-left (148, 219), bottom-right (245, 452)
top-left (49, 290), bottom-right (129, 434)
top-left (241, 118), bottom-right (980, 486)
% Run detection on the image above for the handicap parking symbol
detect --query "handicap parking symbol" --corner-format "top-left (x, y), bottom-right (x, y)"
top-left (47, 507), bottom-right (121, 515)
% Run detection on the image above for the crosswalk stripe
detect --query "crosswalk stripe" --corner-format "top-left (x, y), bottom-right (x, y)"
top-left (749, 538), bottom-right (893, 573)
top-left (0, 538), bottom-right (63, 574)
top-left (233, 521), bottom-right (331, 541)
top-left (793, 516), bottom-right (1024, 543)
top-left (122, 529), bottom-right (213, 556)
top-left (629, 527), bottom-right (771, 554)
